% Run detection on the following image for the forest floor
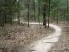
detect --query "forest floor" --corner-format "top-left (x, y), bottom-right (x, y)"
top-left (0, 22), bottom-right (69, 52)
top-left (48, 22), bottom-right (69, 52)
top-left (19, 22), bottom-right (62, 52)
top-left (0, 23), bottom-right (54, 52)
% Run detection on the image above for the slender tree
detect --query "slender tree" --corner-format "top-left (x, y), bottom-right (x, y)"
top-left (43, 2), bottom-right (46, 28)
top-left (57, 8), bottom-right (59, 24)
top-left (34, 0), bottom-right (36, 21)
top-left (27, 0), bottom-right (30, 27)
top-left (66, 0), bottom-right (68, 26)
top-left (48, 0), bottom-right (50, 28)
top-left (38, 0), bottom-right (40, 23)
top-left (17, 0), bottom-right (20, 24)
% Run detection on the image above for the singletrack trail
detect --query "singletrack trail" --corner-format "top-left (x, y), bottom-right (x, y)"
top-left (20, 22), bottom-right (62, 52)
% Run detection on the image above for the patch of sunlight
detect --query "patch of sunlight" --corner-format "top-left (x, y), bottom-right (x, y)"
top-left (28, 23), bottom-right (62, 52)
top-left (13, 19), bottom-right (18, 21)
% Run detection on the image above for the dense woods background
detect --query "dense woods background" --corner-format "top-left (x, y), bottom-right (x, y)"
top-left (0, 0), bottom-right (69, 26)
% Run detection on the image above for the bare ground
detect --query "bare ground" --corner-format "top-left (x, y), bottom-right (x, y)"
top-left (49, 22), bottom-right (69, 52)
top-left (0, 24), bottom-right (54, 52)
top-left (0, 22), bottom-right (69, 52)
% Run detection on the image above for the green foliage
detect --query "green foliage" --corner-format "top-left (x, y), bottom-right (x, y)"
top-left (0, 0), bottom-right (69, 24)
top-left (0, 0), bottom-right (20, 26)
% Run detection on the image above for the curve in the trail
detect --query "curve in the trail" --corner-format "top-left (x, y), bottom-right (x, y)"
top-left (22, 22), bottom-right (62, 52)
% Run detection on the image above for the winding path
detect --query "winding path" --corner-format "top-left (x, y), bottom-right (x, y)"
top-left (22, 22), bottom-right (62, 52)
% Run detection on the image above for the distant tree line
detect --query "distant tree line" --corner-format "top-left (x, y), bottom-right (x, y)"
top-left (0, 0), bottom-right (20, 26)
top-left (0, 0), bottom-right (69, 26)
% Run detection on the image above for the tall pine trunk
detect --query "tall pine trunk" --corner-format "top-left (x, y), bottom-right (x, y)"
top-left (48, 0), bottom-right (50, 28)
top-left (43, 2), bottom-right (46, 28)
top-left (57, 9), bottom-right (58, 24)
top-left (34, 0), bottom-right (36, 21)
top-left (27, 0), bottom-right (30, 27)
top-left (38, 0), bottom-right (40, 23)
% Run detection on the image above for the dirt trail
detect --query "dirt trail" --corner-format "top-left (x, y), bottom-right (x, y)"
top-left (19, 22), bottom-right (62, 52)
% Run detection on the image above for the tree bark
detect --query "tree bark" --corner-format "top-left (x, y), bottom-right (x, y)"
top-left (27, 0), bottom-right (30, 27)
top-left (43, 3), bottom-right (46, 28)
top-left (38, 0), bottom-right (40, 23)
top-left (57, 9), bottom-right (58, 24)
top-left (48, 0), bottom-right (50, 28)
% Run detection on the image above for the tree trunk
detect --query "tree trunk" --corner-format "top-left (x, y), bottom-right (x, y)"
top-left (43, 3), bottom-right (46, 28)
top-left (38, 0), bottom-right (40, 23)
top-left (34, 0), bottom-right (36, 21)
top-left (48, 0), bottom-right (50, 28)
top-left (66, 0), bottom-right (68, 27)
top-left (28, 0), bottom-right (30, 27)
top-left (57, 9), bottom-right (58, 24)
top-left (17, 11), bottom-right (20, 24)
